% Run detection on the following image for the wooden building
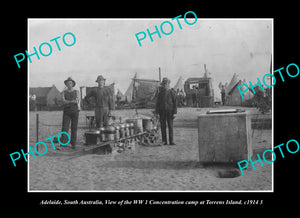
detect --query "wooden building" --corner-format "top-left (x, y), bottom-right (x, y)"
top-left (184, 77), bottom-right (214, 107)
top-left (29, 85), bottom-right (61, 110)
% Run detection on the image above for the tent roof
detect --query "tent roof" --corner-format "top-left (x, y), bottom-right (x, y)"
top-left (173, 76), bottom-right (185, 91)
top-left (227, 80), bottom-right (242, 95)
top-left (226, 73), bottom-right (239, 94)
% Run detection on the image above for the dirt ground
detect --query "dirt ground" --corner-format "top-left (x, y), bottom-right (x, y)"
top-left (28, 107), bottom-right (272, 191)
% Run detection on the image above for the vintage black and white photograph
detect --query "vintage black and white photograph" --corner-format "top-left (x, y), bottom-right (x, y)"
top-left (28, 18), bottom-right (273, 191)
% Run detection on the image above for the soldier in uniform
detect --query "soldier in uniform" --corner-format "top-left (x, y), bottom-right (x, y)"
top-left (84, 75), bottom-right (114, 128)
top-left (155, 77), bottom-right (177, 145)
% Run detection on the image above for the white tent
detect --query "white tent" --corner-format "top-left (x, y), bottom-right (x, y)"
top-left (226, 73), bottom-right (239, 95)
top-left (116, 89), bottom-right (125, 101)
top-left (173, 76), bottom-right (185, 93)
top-left (124, 73), bottom-right (137, 102)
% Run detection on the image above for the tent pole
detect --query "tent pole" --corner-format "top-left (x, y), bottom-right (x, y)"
top-left (159, 67), bottom-right (161, 82)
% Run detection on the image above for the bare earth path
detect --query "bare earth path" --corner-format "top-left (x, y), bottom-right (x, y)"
top-left (28, 107), bottom-right (272, 191)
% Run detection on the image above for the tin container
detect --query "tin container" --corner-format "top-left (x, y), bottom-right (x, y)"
top-left (124, 123), bottom-right (130, 137)
top-left (126, 118), bottom-right (143, 133)
top-left (119, 123), bottom-right (125, 138)
top-left (114, 124), bottom-right (120, 140)
top-left (105, 125), bottom-right (116, 141)
top-left (129, 123), bottom-right (135, 136)
top-left (100, 127), bottom-right (106, 142)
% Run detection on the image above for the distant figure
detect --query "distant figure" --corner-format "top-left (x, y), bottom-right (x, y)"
top-left (84, 75), bottom-right (114, 128)
top-left (177, 89), bottom-right (185, 107)
top-left (221, 85), bottom-right (226, 105)
top-left (116, 90), bottom-right (122, 105)
top-left (29, 94), bottom-right (36, 111)
top-left (192, 85), bottom-right (198, 107)
top-left (155, 77), bottom-right (177, 145)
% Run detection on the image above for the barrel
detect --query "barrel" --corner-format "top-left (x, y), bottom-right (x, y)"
top-left (104, 125), bottom-right (116, 141)
top-left (84, 130), bottom-right (100, 145)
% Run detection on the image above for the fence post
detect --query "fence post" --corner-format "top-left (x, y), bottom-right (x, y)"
top-left (36, 113), bottom-right (39, 152)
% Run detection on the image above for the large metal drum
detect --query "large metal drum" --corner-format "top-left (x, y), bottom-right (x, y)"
top-left (84, 130), bottom-right (101, 145)
top-left (105, 125), bottom-right (116, 141)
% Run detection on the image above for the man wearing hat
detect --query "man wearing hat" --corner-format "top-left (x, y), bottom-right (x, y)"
top-left (84, 75), bottom-right (115, 128)
top-left (155, 77), bottom-right (177, 145)
top-left (60, 77), bottom-right (80, 148)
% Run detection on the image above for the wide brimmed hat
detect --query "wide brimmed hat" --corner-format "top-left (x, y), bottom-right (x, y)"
top-left (64, 77), bottom-right (76, 87)
top-left (95, 75), bottom-right (106, 82)
top-left (161, 77), bottom-right (170, 85)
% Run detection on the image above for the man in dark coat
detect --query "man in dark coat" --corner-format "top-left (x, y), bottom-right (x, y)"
top-left (84, 75), bottom-right (115, 128)
top-left (155, 77), bottom-right (177, 145)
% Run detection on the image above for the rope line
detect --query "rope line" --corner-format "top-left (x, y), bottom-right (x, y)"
top-left (38, 121), bottom-right (88, 128)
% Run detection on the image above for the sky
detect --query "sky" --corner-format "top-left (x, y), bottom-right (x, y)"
top-left (28, 18), bottom-right (272, 99)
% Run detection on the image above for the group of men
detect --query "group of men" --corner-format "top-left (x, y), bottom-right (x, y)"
top-left (60, 75), bottom-right (177, 148)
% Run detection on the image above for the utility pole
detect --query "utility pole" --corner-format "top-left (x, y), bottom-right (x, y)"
top-left (159, 67), bottom-right (161, 82)
top-left (269, 55), bottom-right (272, 97)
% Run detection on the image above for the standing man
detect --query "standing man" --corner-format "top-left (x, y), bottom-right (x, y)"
top-left (155, 77), bottom-right (177, 145)
top-left (60, 77), bottom-right (80, 149)
top-left (84, 75), bottom-right (114, 128)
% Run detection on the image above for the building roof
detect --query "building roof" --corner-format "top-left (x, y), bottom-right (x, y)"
top-left (29, 87), bottom-right (53, 97)
top-left (29, 85), bottom-right (60, 105)
top-left (185, 77), bottom-right (211, 83)
top-left (133, 78), bottom-right (160, 83)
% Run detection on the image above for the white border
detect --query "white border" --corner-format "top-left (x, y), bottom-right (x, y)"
top-left (27, 18), bottom-right (274, 193)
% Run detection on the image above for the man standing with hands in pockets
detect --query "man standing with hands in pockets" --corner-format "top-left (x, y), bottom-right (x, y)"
top-left (155, 77), bottom-right (177, 145)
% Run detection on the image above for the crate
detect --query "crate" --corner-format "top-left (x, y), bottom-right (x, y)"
top-left (197, 111), bottom-right (252, 163)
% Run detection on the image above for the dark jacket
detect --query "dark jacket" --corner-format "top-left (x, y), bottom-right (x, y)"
top-left (155, 87), bottom-right (177, 114)
top-left (84, 86), bottom-right (115, 110)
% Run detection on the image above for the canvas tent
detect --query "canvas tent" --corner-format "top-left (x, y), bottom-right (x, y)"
top-left (173, 76), bottom-right (185, 94)
top-left (123, 73), bottom-right (160, 107)
top-left (132, 78), bottom-right (160, 108)
top-left (225, 75), bottom-right (254, 106)
top-left (225, 73), bottom-right (239, 96)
